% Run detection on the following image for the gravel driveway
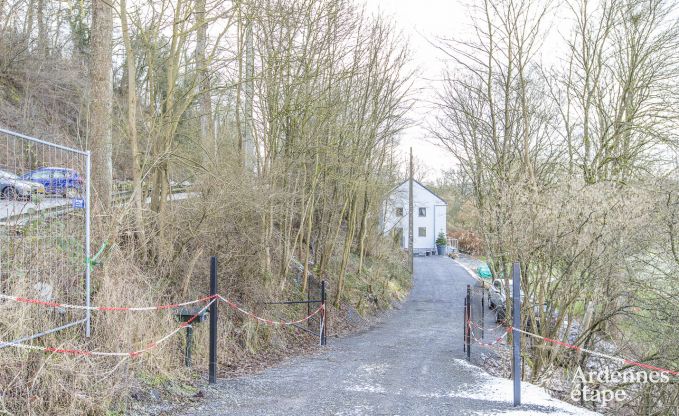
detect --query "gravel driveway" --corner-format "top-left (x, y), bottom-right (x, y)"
top-left (179, 256), bottom-right (593, 416)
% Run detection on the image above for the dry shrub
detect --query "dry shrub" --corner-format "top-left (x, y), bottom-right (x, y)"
top-left (0, 244), bottom-right (191, 415)
top-left (0, 201), bottom-right (211, 415)
top-left (448, 229), bottom-right (484, 255)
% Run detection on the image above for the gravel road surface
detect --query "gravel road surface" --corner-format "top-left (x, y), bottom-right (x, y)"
top-left (179, 256), bottom-right (594, 416)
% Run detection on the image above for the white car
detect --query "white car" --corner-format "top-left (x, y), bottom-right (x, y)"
top-left (0, 170), bottom-right (46, 200)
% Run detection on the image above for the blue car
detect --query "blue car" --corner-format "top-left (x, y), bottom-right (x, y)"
top-left (20, 167), bottom-right (83, 198)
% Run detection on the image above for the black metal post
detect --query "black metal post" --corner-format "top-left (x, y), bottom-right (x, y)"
top-left (185, 326), bottom-right (193, 367)
top-left (209, 256), bottom-right (218, 384)
top-left (463, 296), bottom-right (467, 352)
top-left (512, 262), bottom-right (521, 406)
top-left (307, 282), bottom-right (311, 328)
top-left (481, 287), bottom-right (485, 340)
top-left (466, 284), bottom-right (471, 360)
top-left (320, 280), bottom-right (327, 346)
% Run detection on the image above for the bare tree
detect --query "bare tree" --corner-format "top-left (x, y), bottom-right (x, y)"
top-left (90, 0), bottom-right (113, 209)
top-left (119, 0), bottom-right (145, 244)
top-left (435, 1), bottom-right (679, 413)
top-left (195, 0), bottom-right (216, 164)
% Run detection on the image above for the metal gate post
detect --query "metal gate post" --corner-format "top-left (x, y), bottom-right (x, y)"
top-left (307, 283), bottom-right (311, 328)
top-left (481, 287), bottom-right (485, 339)
top-left (512, 262), bottom-right (521, 406)
top-left (85, 151), bottom-right (92, 337)
top-left (463, 296), bottom-right (467, 352)
top-left (209, 256), bottom-right (218, 384)
top-left (320, 280), bottom-right (327, 346)
top-left (466, 284), bottom-right (471, 360)
top-left (185, 326), bottom-right (193, 367)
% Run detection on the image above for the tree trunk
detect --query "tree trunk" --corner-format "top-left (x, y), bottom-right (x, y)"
top-left (37, 0), bottom-right (46, 57)
top-left (24, 0), bottom-right (34, 50)
top-left (195, 0), bottom-right (215, 165)
top-left (89, 0), bottom-right (113, 210)
top-left (120, 0), bottom-right (146, 246)
top-left (335, 191), bottom-right (358, 307)
top-left (357, 188), bottom-right (369, 273)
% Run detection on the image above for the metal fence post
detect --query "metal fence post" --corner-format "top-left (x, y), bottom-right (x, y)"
top-left (512, 262), bottom-right (521, 406)
top-left (481, 287), bottom-right (485, 339)
top-left (185, 326), bottom-right (193, 367)
top-left (307, 282), bottom-right (311, 328)
top-left (84, 151), bottom-right (92, 337)
top-left (209, 256), bottom-right (218, 384)
top-left (466, 284), bottom-right (471, 360)
top-left (320, 280), bottom-right (327, 346)
top-left (463, 296), bottom-right (467, 353)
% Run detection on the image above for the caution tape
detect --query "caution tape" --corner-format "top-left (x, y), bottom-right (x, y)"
top-left (0, 299), bottom-right (216, 357)
top-left (511, 326), bottom-right (679, 376)
top-left (218, 295), bottom-right (324, 326)
top-left (0, 294), bottom-right (327, 358)
top-left (469, 319), bottom-right (506, 333)
top-left (0, 291), bottom-right (324, 325)
top-left (467, 320), bottom-right (509, 347)
top-left (0, 293), bottom-right (217, 312)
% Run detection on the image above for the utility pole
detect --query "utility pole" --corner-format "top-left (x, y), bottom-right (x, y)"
top-left (409, 147), bottom-right (414, 274)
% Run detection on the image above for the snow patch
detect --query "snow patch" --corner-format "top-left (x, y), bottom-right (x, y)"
top-left (335, 405), bottom-right (377, 416)
top-left (345, 384), bottom-right (386, 394)
top-left (451, 359), bottom-right (600, 415)
top-left (358, 363), bottom-right (388, 375)
top-left (453, 358), bottom-right (482, 370)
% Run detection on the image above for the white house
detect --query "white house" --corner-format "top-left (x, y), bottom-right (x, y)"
top-left (382, 179), bottom-right (447, 254)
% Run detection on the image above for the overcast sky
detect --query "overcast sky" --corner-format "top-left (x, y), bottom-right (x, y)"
top-left (362, 0), bottom-right (570, 182)
top-left (363, 0), bottom-right (469, 182)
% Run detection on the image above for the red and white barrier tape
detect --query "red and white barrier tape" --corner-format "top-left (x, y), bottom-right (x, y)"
top-left (467, 320), bottom-right (509, 347)
top-left (218, 295), bottom-right (324, 326)
top-left (469, 319), bottom-right (505, 333)
top-left (0, 292), bottom-right (217, 312)
top-left (0, 295), bottom-right (325, 357)
top-left (511, 326), bottom-right (679, 376)
top-left (0, 300), bottom-right (216, 357)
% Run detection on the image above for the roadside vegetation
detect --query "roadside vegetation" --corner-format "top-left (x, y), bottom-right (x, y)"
top-left (433, 0), bottom-right (679, 414)
top-left (0, 0), bottom-right (411, 414)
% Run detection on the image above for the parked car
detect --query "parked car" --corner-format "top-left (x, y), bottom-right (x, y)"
top-left (0, 169), bottom-right (45, 200)
top-left (488, 279), bottom-right (524, 322)
top-left (20, 167), bottom-right (83, 198)
top-left (488, 279), bottom-right (553, 328)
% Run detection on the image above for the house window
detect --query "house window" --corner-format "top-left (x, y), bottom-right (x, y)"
top-left (395, 207), bottom-right (403, 216)
top-left (418, 227), bottom-right (426, 237)
top-left (418, 207), bottom-right (426, 217)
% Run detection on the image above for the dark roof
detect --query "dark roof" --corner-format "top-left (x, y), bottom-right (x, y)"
top-left (389, 179), bottom-right (447, 205)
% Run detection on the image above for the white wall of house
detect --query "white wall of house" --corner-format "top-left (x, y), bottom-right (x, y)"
top-left (382, 180), bottom-right (447, 251)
